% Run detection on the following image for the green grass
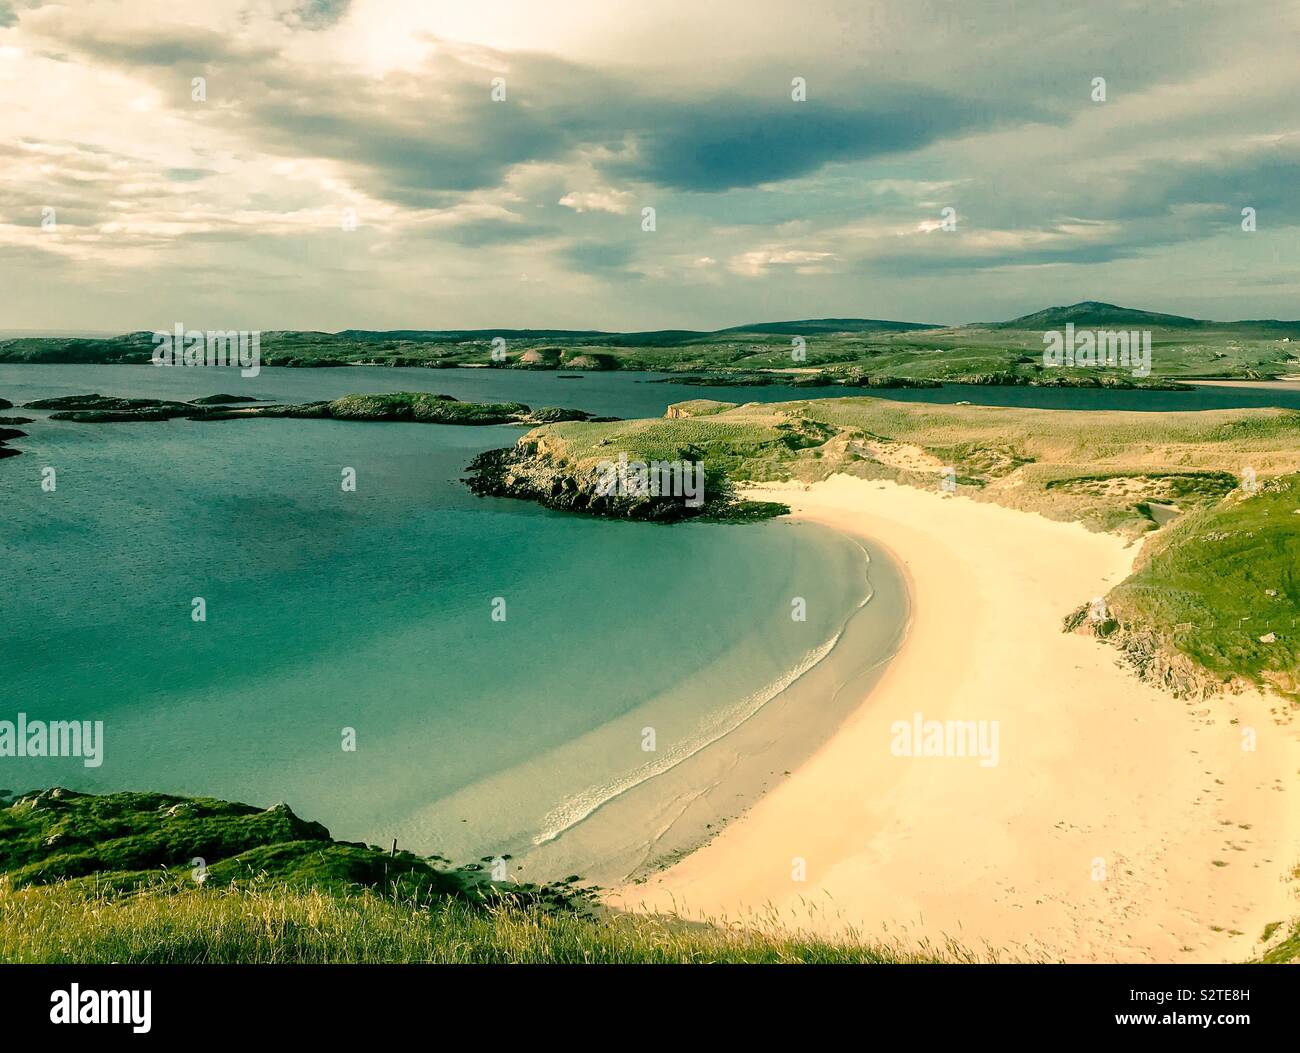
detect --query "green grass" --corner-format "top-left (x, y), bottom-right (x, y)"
top-left (528, 413), bottom-right (834, 482)
top-left (1258, 921), bottom-right (1300, 964)
top-left (1107, 473), bottom-right (1300, 698)
top-left (0, 788), bottom-right (488, 899)
top-left (0, 789), bottom-right (940, 964)
top-left (0, 880), bottom-right (941, 964)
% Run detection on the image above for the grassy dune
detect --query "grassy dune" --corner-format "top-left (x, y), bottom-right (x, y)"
top-left (1106, 474), bottom-right (1300, 699)
top-left (532, 396), bottom-right (1300, 534)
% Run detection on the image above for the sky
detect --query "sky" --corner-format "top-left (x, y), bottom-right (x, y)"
top-left (1, 0), bottom-right (1298, 331)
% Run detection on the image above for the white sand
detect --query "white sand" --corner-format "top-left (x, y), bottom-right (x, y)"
top-left (613, 476), bottom-right (1299, 962)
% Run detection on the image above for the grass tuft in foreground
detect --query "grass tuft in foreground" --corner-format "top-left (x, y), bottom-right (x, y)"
top-left (0, 879), bottom-right (940, 964)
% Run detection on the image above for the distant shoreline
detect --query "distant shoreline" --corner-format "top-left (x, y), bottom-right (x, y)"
top-left (7, 358), bottom-right (1300, 385)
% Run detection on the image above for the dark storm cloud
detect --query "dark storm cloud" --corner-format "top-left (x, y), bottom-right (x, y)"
top-left (1129, 142), bottom-right (1300, 227)
top-left (606, 91), bottom-right (1027, 192)
top-left (245, 75), bottom-right (1034, 205)
top-left (23, 14), bottom-right (1042, 205)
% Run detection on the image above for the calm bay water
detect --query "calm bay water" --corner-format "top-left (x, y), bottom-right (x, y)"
top-left (0, 365), bottom-right (875, 868)
top-left (2, 365), bottom-right (1296, 871)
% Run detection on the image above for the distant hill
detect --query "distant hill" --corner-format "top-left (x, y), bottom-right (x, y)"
top-left (8, 308), bottom-right (1296, 346)
top-left (2, 304), bottom-right (1296, 379)
top-left (334, 328), bottom-right (615, 341)
top-left (331, 320), bottom-right (943, 341)
top-left (719, 318), bottom-right (942, 335)
top-left (983, 302), bottom-right (1206, 330)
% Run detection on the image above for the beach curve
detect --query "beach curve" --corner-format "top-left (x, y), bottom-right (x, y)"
top-left (612, 475), bottom-right (1300, 963)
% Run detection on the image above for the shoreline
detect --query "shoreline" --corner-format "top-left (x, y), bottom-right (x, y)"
top-left (611, 476), bottom-right (1300, 963)
top-left (510, 523), bottom-right (910, 887)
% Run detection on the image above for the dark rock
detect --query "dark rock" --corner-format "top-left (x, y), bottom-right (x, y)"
top-left (520, 407), bottom-right (595, 424)
top-left (49, 409), bottom-right (189, 422)
top-left (188, 394), bottom-right (264, 405)
top-left (26, 393), bottom-right (190, 412)
top-left (27, 393), bottom-right (199, 422)
top-left (195, 401), bottom-right (332, 420)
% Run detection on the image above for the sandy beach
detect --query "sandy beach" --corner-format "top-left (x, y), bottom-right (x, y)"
top-left (614, 476), bottom-right (1300, 963)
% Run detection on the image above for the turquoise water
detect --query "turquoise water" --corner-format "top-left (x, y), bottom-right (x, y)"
top-left (0, 366), bottom-right (873, 866)
top-left (5, 365), bottom-right (1295, 868)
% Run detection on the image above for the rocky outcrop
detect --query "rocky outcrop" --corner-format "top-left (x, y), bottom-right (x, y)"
top-left (1063, 603), bottom-right (1233, 699)
top-left (0, 425), bottom-right (26, 459)
top-left (27, 394), bottom-right (200, 422)
top-left (520, 407), bottom-right (607, 424)
top-left (1029, 373), bottom-right (1192, 390)
top-left (18, 391), bottom-right (599, 428)
top-left (837, 372), bottom-right (943, 389)
top-left (25, 394), bottom-right (190, 412)
top-left (188, 394), bottom-right (263, 405)
top-left (559, 353), bottom-right (618, 370)
top-left (512, 347), bottom-right (563, 369)
top-left (464, 439), bottom-right (787, 523)
top-left (322, 393), bottom-right (599, 425)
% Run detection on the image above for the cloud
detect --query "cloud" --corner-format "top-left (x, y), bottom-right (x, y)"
top-left (285, 0), bottom-right (352, 30)
top-left (5, 0), bottom-right (1300, 327)
top-left (606, 90), bottom-right (1037, 192)
top-left (557, 188), bottom-right (632, 214)
top-left (1122, 138), bottom-right (1300, 228)
top-left (729, 248), bottom-right (837, 277)
top-left (19, 14), bottom-right (1043, 205)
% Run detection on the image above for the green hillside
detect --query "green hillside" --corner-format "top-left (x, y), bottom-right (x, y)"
top-left (3, 303), bottom-right (1297, 381)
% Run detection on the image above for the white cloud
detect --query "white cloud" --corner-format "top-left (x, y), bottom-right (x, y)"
top-left (728, 248), bottom-right (836, 277)
top-left (557, 188), bottom-right (633, 214)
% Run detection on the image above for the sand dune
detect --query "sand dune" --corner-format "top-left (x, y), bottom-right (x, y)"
top-left (615, 476), bottom-right (1299, 963)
